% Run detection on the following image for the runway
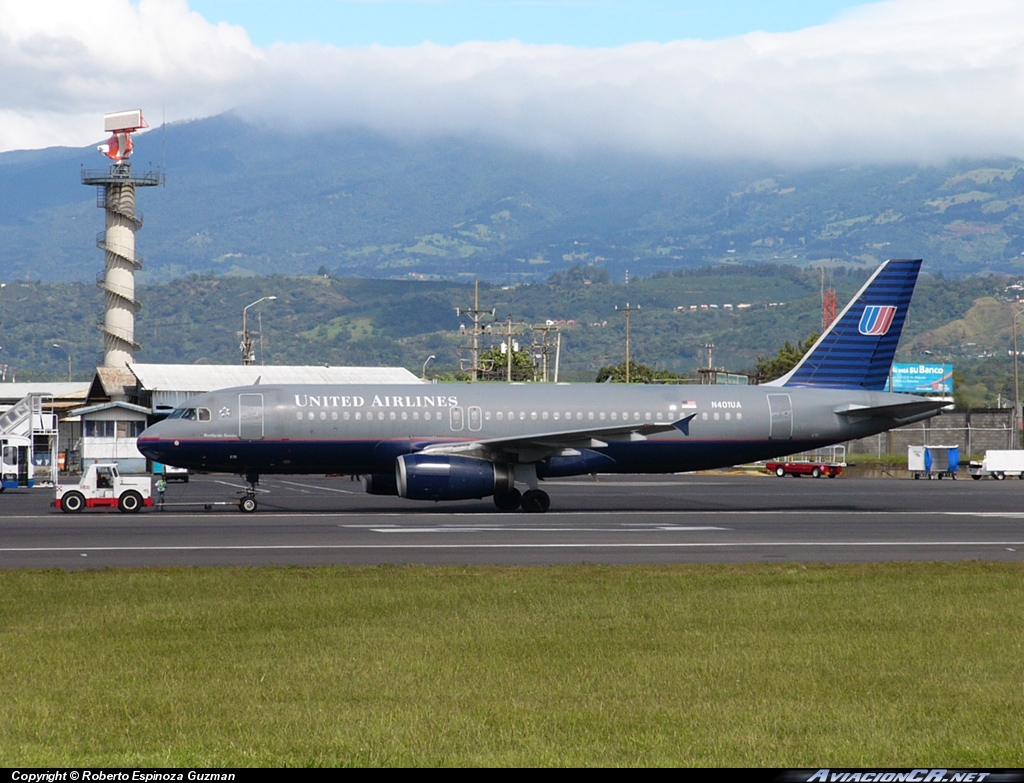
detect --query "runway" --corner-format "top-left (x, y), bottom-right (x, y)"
top-left (2, 473), bottom-right (1023, 568)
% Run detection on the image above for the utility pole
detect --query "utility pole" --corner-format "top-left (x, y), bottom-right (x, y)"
top-left (1014, 309), bottom-right (1024, 448)
top-left (616, 303), bottom-right (640, 383)
top-left (531, 322), bottom-right (560, 382)
top-left (493, 315), bottom-right (528, 382)
top-left (456, 279), bottom-right (495, 382)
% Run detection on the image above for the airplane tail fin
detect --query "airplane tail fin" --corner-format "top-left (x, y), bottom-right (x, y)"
top-left (769, 259), bottom-right (922, 391)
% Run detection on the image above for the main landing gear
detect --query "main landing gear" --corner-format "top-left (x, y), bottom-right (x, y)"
top-left (239, 472), bottom-right (259, 513)
top-left (492, 464), bottom-right (551, 513)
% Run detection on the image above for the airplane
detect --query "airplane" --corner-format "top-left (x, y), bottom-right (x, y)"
top-left (137, 259), bottom-right (946, 513)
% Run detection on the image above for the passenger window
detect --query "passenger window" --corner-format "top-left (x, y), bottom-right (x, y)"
top-left (553, 412), bottom-right (560, 420)
top-left (343, 411), bottom-right (350, 421)
top-left (497, 411), bottom-right (504, 421)
top-left (389, 412), bottom-right (396, 421)
top-left (531, 412), bottom-right (537, 420)
top-left (611, 412), bottom-right (617, 421)
top-left (599, 412), bottom-right (606, 421)
top-left (320, 412), bottom-right (327, 421)
top-left (296, 412), bottom-right (303, 421)
top-left (542, 412), bottom-right (549, 420)
top-left (424, 412), bottom-right (431, 421)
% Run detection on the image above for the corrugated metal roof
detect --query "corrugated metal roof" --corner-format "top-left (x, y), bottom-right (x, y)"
top-left (0, 382), bottom-right (90, 403)
top-left (95, 367), bottom-right (138, 398)
top-left (128, 364), bottom-right (422, 393)
top-left (71, 401), bottom-right (152, 417)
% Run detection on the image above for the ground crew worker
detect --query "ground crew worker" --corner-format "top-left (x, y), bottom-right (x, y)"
top-left (155, 476), bottom-right (166, 511)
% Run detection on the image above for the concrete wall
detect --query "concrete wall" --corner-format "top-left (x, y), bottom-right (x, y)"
top-left (846, 408), bottom-right (1015, 459)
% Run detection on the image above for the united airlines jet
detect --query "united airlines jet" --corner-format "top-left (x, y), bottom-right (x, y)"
top-left (138, 259), bottom-right (944, 513)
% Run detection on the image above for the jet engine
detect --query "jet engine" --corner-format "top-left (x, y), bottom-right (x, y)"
top-left (396, 454), bottom-right (513, 501)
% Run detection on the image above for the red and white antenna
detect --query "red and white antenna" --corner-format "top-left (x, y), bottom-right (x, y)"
top-left (97, 109), bottom-right (148, 162)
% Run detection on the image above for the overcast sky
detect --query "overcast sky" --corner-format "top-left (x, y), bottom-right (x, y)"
top-left (2, 0), bottom-right (1023, 164)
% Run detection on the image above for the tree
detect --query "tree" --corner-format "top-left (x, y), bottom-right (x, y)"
top-left (477, 344), bottom-right (534, 381)
top-left (755, 332), bottom-right (820, 382)
top-left (595, 361), bottom-right (686, 384)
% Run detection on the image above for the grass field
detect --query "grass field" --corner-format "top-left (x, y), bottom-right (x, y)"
top-left (1, 563), bottom-right (1022, 766)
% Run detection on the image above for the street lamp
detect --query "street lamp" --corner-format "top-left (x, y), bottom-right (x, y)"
top-left (52, 343), bottom-right (71, 382)
top-left (241, 296), bottom-right (277, 365)
top-left (422, 355), bottom-right (436, 379)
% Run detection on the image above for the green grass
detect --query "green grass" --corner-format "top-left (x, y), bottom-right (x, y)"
top-left (2, 564), bottom-right (1023, 766)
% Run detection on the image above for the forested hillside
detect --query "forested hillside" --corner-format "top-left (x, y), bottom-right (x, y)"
top-left (3, 265), bottom-right (1017, 407)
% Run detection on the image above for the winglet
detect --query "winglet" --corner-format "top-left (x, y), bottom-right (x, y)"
top-left (674, 413), bottom-right (697, 436)
top-left (770, 259), bottom-right (922, 391)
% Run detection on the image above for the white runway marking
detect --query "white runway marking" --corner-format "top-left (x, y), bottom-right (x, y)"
top-left (213, 480), bottom-right (270, 493)
top-left (3, 541), bottom-right (1024, 553)
top-left (273, 479), bottom-right (358, 494)
top-left (365, 525), bottom-right (728, 533)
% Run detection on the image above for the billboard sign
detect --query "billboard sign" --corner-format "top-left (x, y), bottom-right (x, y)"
top-left (885, 363), bottom-right (953, 394)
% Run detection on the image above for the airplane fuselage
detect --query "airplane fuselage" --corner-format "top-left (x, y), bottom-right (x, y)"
top-left (138, 381), bottom-right (933, 477)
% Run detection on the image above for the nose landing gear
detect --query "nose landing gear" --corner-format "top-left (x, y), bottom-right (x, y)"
top-left (239, 472), bottom-right (259, 512)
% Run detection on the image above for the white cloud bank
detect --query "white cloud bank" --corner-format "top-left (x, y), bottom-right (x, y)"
top-left (2, 0), bottom-right (1024, 163)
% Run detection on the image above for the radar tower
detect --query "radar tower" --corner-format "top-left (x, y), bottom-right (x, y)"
top-left (81, 110), bottom-right (163, 368)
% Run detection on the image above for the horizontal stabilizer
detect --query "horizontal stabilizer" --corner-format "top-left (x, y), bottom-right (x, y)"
top-left (835, 398), bottom-right (949, 423)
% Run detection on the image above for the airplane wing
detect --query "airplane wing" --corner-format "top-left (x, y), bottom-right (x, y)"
top-left (420, 414), bottom-right (697, 463)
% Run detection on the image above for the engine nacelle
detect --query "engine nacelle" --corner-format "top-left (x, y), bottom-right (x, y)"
top-left (396, 454), bottom-right (512, 501)
top-left (364, 472), bottom-right (399, 496)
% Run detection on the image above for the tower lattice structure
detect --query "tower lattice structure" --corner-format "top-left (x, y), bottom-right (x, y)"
top-left (81, 111), bottom-right (162, 368)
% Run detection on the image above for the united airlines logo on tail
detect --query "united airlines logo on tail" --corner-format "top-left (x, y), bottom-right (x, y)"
top-left (858, 306), bottom-right (897, 336)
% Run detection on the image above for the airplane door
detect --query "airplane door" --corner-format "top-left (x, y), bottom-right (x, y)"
top-left (767, 394), bottom-right (793, 440)
top-left (239, 394), bottom-right (265, 440)
top-left (450, 406), bottom-right (464, 432)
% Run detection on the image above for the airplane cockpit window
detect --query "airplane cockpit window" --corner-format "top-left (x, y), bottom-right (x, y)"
top-left (198, 408), bottom-right (212, 422)
top-left (169, 408), bottom-right (200, 421)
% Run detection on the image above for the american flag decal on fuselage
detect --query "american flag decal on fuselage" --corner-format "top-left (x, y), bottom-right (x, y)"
top-left (858, 306), bottom-right (897, 336)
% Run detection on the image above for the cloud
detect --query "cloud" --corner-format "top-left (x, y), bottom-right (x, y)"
top-left (2, 0), bottom-right (1024, 163)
